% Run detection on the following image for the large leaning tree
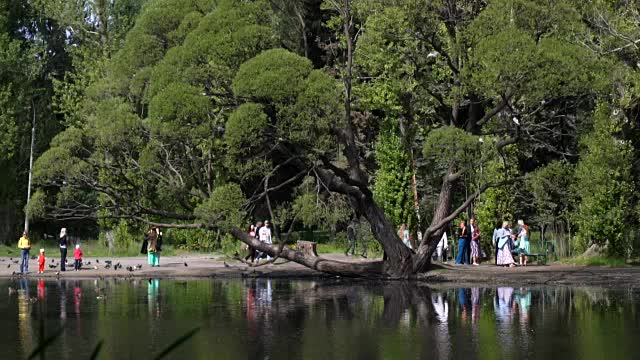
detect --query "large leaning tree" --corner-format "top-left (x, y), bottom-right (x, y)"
top-left (30, 0), bottom-right (619, 278)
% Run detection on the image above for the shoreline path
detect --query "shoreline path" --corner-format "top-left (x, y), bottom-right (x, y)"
top-left (0, 254), bottom-right (638, 288)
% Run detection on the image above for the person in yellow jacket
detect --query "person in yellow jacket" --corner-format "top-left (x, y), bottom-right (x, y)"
top-left (18, 231), bottom-right (31, 274)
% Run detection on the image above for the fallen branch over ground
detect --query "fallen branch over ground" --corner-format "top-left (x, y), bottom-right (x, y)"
top-left (229, 228), bottom-right (386, 278)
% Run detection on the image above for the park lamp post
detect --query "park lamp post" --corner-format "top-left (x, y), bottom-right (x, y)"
top-left (24, 99), bottom-right (36, 233)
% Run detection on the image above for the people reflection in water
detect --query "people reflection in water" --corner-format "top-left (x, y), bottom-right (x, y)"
top-left (458, 288), bottom-right (471, 323)
top-left (38, 279), bottom-right (45, 301)
top-left (495, 287), bottom-right (514, 324)
top-left (471, 288), bottom-right (481, 325)
top-left (18, 278), bottom-right (34, 352)
top-left (256, 279), bottom-right (273, 306)
top-left (59, 281), bottom-right (67, 320)
top-left (432, 291), bottom-right (450, 360)
top-left (74, 281), bottom-right (82, 316)
top-left (246, 282), bottom-right (256, 321)
top-left (148, 279), bottom-right (160, 318)
top-left (514, 288), bottom-right (532, 327)
top-left (245, 279), bottom-right (274, 328)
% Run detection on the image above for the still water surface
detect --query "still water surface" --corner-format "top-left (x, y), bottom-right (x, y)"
top-left (3, 278), bottom-right (639, 359)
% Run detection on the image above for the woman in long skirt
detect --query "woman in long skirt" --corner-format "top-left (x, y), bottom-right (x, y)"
top-left (517, 224), bottom-right (531, 266)
top-left (470, 217), bottom-right (481, 265)
top-left (496, 221), bottom-right (516, 267)
top-left (147, 227), bottom-right (159, 267)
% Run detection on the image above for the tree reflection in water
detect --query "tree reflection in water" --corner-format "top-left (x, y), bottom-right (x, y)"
top-left (2, 279), bottom-right (640, 359)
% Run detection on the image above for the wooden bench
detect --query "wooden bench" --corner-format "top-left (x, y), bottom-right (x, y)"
top-left (296, 241), bottom-right (319, 257)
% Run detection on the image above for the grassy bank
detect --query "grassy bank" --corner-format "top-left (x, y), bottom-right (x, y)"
top-left (559, 256), bottom-right (631, 267)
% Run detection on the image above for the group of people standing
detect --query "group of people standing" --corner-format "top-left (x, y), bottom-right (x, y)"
top-left (244, 220), bottom-right (273, 263)
top-left (494, 220), bottom-right (530, 267)
top-left (16, 228), bottom-right (84, 274)
top-left (452, 217), bottom-right (531, 267)
top-left (455, 217), bottom-right (482, 265)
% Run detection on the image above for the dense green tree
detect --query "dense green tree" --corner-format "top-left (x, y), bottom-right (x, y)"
top-left (525, 161), bottom-right (574, 251)
top-left (573, 103), bottom-right (634, 257)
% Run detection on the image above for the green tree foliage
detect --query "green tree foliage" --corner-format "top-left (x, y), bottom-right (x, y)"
top-left (292, 177), bottom-right (352, 230)
top-left (373, 124), bottom-right (413, 229)
top-left (526, 161), bottom-right (574, 229)
top-left (195, 183), bottom-right (246, 231)
top-left (31, 0), bottom-right (282, 230)
top-left (573, 103), bottom-right (634, 257)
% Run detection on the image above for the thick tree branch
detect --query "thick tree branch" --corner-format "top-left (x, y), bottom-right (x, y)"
top-left (476, 94), bottom-right (512, 126)
top-left (423, 178), bottom-right (520, 240)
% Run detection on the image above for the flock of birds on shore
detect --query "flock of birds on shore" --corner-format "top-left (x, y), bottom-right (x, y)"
top-left (0, 257), bottom-right (151, 275)
top-left (0, 255), bottom-right (191, 277)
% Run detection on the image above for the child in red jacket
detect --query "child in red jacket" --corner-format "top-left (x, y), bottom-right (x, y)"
top-left (73, 244), bottom-right (83, 271)
top-left (38, 249), bottom-right (45, 274)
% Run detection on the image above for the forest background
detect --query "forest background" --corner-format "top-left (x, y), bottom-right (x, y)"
top-left (2, 0), bottom-right (640, 273)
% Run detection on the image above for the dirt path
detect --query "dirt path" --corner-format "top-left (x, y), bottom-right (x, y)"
top-left (1, 254), bottom-right (638, 287)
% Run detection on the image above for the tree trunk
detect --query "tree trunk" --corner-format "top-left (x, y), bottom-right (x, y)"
top-left (355, 197), bottom-right (414, 278)
top-left (105, 230), bottom-right (114, 250)
top-left (413, 175), bottom-right (454, 272)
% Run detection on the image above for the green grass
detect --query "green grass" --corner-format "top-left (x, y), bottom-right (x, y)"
top-left (316, 242), bottom-right (383, 257)
top-left (560, 256), bottom-right (630, 267)
top-left (316, 242), bottom-right (345, 254)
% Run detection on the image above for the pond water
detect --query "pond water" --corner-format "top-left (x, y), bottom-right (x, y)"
top-left (3, 277), bottom-right (639, 359)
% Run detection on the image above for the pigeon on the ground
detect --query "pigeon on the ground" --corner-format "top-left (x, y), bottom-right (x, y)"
top-left (7, 265), bottom-right (10, 268)
top-left (104, 264), bottom-right (112, 269)
top-left (96, 259), bottom-right (100, 264)
top-left (126, 266), bottom-right (134, 272)
top-left (184, 262), bottom-right (188, 267)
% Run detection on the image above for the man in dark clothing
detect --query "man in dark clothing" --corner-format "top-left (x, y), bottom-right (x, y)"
top-left (155, 228), bottom-right (163, 252)
top-left (58, 228), bottom-right (68, 271)
top-left (345, 221), bottom-right (356, 256)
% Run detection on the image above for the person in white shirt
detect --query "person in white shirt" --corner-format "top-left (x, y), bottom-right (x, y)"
top-left (436, 231), bottom-right (448, 262)
top-left (259, 220), bottom-right (272, 244)
top-left (258, 220), bottom-right (272, 261)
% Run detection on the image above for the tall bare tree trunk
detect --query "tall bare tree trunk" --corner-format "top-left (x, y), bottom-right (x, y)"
top-left (413, 174), bottom-right (455, 272)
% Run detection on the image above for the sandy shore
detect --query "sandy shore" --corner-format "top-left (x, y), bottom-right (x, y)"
top-left (1, 254), bottom-right (639, 287)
